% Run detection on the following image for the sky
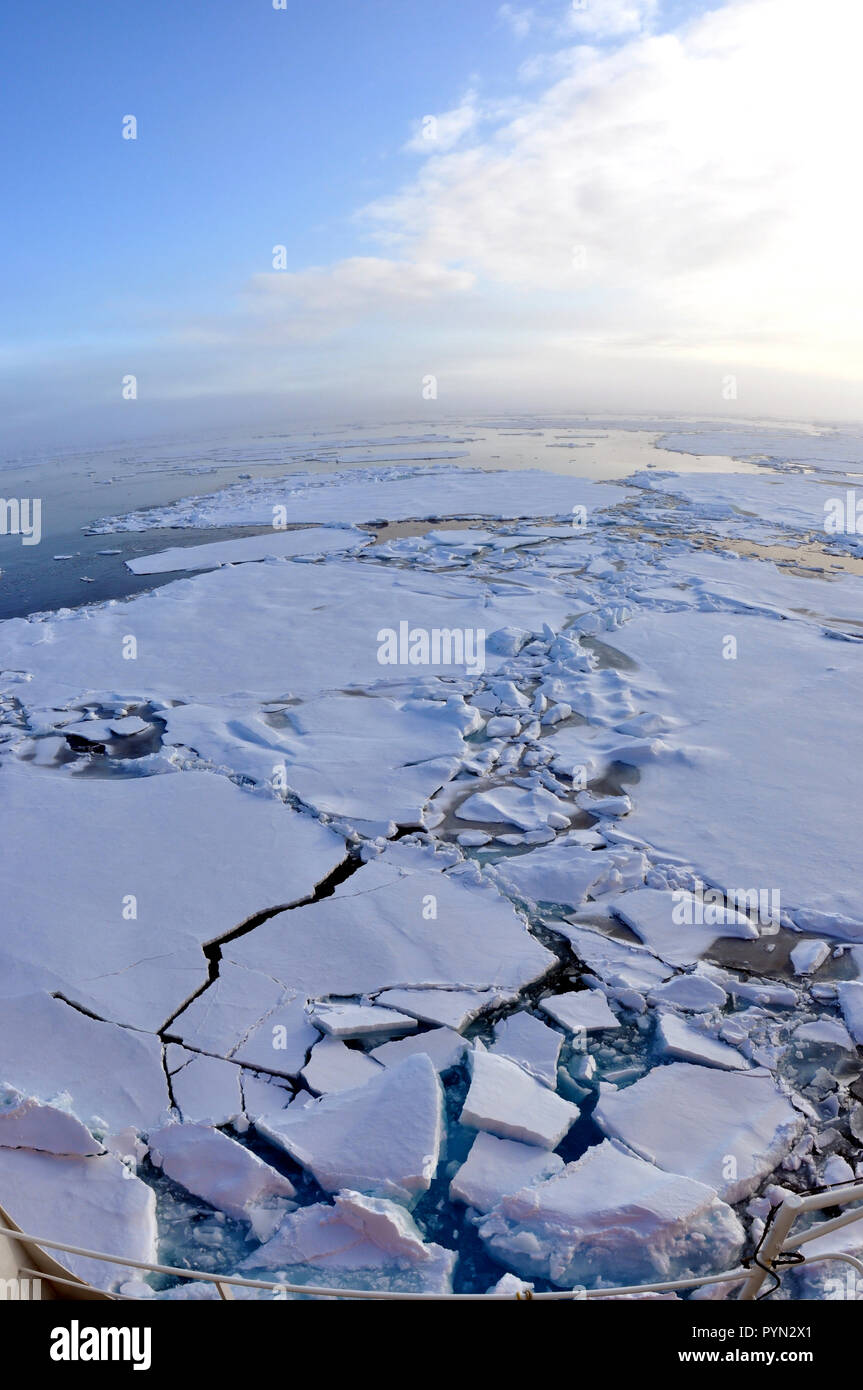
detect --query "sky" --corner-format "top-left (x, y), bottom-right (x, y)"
top-left (1, 0), bottom-right (862, 449)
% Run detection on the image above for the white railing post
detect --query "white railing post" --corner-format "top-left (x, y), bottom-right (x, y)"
top-left (738, 1193), bottom-right (803, 1301)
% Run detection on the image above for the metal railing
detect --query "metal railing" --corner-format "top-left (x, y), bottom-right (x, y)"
top-left (2, 1179), bottom-right (862, 1300)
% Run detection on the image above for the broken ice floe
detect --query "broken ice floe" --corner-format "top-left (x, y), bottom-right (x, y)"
top-left (256, 1054), bottom-right (442, 1205)
top-left (3, 444), bottom-right (862, 1296)
top-left (594, 1063), bottom-right (804, 1202)
top-left (477, 1139), bottom-right (744, 1289)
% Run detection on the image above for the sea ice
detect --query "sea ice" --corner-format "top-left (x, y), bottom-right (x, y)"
top-left (450, 1131), bottom-right (564, 1213)
top-left (369, 1027), bottom-right (467, 1073)
top-left (455, 784), bottom-right (572, 831)
top-left (790, 940), bottom-right (832, 976)
top-left (0, 761), bottom-right (347, 1031)
top-left (460, 1049), bottom-right (578, 1149)
top-left (610, 887), bottom-right (757, 968)
top-left (372, 987), bottom-right (516, 1032)
top-left (308, 1003), bottom-right (418, 1039)
top-left (302, 1037), bottom-right (383, 1094)
top-left (125, 525), bottom-right (368, 573)
top-left (239, 1190), bottom-right (456, 1294)
top-left (148, 1122), bottom-right (296, 1235)
top-left (655, 1013), bottom-right (750, 1070)
top-left (0, 1088), bottom-right (102, 1157)
top-left (608, 610), bottom-right (863, 940)
top-left (165, 1047), bottom-right (245, 1126)
top-left (490, 1011), bottom-right (562, 1088)
top-left (837, 982), bottom-right (863, 1045)
top-left (489, 838), bottom-right (646, 910)
top-left (255, 1054), bottom-right (442, 1204)
top-left (594, 1062), bottom-right (803, 1201)
top-left (0, 1148), bottom-right (157, 1291)
top-left (539, 990), bottom-right (620, 1033)
top-left (225, 858), bottom-right (554, 1004)
top-left (477, 1139), bottom-right (744, 1289)
top-left (0, 993), bottom-right (168, 1133)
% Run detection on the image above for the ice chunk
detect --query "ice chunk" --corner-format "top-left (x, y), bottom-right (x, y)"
top-left (478, 1139), bottom-right (744, 1289)
top-left (647, 974), bottom-right (727, 1012)
top-left (302, 1036), bottom-right (383, 1094)
top-left (655, 1013), bottom-right (750, 1070)
top-left (256, 1054), bottom-right (442, 1204)
top-left (0, 1148), bottom-right (157, 1291)
top-left (539, 990), bottom-right (620, 1033)
top-left (239, 1190), bottom-right (456, 1294)
top-left (455, 784), bottom-right (571, 831)
top-left (0, 1087), bottom-right (102, 1156)
top-left (490, 838), bottom-right (646, 910)
top-left (460, 1050), bottom-right (578, 1150)
top-left (550, 923), bottom-right (671, 992)
top-left (125, 525), bottom-right (368, 574)
top-left (491, 1012), bottom-right (562, 1088)
top-left (837, 982), bottom-right (863, 1045)
top-left (165, 1046), bottom-right (244, 1125)
top-left (373, 987), bottom-right (514, 1032)
top-left (308, 1003), bottom-right (418, 1039)
top-left (148, 1123), bottom-right (296, 1234)
top-left (240, 1071), bottom-right (293, 1121)
top-left (793, 1019), bottom-right (856, 1051)
top-left (610, 888), bottom-right (757, 967)
top-left (450, 1131), bottom-right (563, 1213)
top-left (594, 1063), bottom-right (803, 1202)
top-left (107, 715), bottom-right (151, 736)
top-left (370, 1027), bottom-right (466, 1073)
top-left (0, 993), bottom-right (168, 1133)
top-left (789, 939), bottom-right (831, 976)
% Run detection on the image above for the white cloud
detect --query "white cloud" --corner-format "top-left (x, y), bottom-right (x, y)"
top-left (564, 0), bottom-right (658, 39)
top-left (498, 5), bottom-right (536, 39)
top-left (14, 0), bottom-right (863, 440)
top-left (405, 95), bottom-right (480, 153)
top-left (366, 0), bottom-right (863, 387)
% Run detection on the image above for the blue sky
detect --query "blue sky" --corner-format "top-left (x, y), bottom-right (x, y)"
top-left (1, 0), bottom-right (860, 446)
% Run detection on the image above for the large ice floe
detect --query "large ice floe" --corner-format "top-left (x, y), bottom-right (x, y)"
top-left (1, 434), bottom-right (862, 1298)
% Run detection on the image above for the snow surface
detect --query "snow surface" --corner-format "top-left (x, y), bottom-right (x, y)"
top-left (239, 1190), bottom-right (456, 1294)
top-left (450, 1131), bottom-right (564, 1213)
top-left (3, 433), bottom-right (861, 1297)
top-left (477, 1139), bottom-right (744, 1289)
top-left (256, 1054), bottom-right (443, 1204)
top-left (0, 1147), bottom-right (157, 1291)
top-left (148, 1123), bottom-right (296, 1236)
top-left (594, 1063), bottom-right (803, 1202)
top-left (125, 525), bottom-right (369, 573)
top-left (460, 1049), bottom-right (578, 1149)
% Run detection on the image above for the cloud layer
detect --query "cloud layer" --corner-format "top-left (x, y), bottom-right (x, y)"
top-left (7, 0), bottom-right (863, 441)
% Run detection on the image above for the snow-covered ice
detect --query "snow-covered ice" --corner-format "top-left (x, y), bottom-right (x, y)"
top-left (3, 433), bottom-right (861, 1298)
top-left (0, 1148), bottom-right (157, 1291)
top-left (239, 1190), bottom-right (456, 1294)
top-left (450, 1131), bottom-right (564, 1213)
top-left (490, 1011), bottom-right (562, 1088)
top-left (256, 1054), bottom-right (442, 1204)
top-left (477, 1139), bottom-right (744, 1289)
top-left (148, 1123), bottom-right (296, 1236)
top-left (125, 525), bottom-right (369, 573)
top-left (539, 990), bottom-right (620, 1033)
top-left (459, 1049), bottom-right (578, 1149)
top-left (594, 1063), bottom-right (803, 1201)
